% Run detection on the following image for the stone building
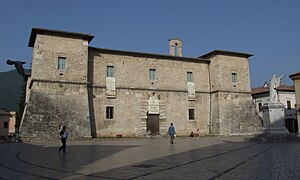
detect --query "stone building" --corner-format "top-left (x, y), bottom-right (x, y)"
top-left (0, 109), bottom-right (16, 137)
top-left (251, 84), bottom-right (297, 132)
top-left (289, 72), bottom-right (300, 134)
top-left (20, 28), bottom-right (262, 140)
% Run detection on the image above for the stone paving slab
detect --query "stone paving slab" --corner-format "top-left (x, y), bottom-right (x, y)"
top-left (1, 136), bottom-right (300, 179)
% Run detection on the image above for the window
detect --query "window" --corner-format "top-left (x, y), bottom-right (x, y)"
top-left (106, 107), bottom-right (114, 119)
top-left (3, 122), bottom-right (8, 128)
top-left (258, 103), bottom-right (262, 111)
top-left (188, 109), bottom-right (195, 120)
top-left (187, 72), bottom-right (193, 82)
top-left (58, 57), bottom-right (66, 70)
top-left (149, 69), bottom-right (156, 80)
top-left (231, 73), bottom-right (237, 83)
top-left (174, 43), bottom-right (178, 56)
top-left (287, 101), bottom-right (291, 109)
top-left (107, 66), bottom-right (114, 77)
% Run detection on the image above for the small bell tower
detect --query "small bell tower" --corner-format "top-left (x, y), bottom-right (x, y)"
top-left (169, 38), bottom-right (182, 57)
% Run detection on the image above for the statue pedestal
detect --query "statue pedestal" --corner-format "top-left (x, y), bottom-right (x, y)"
top-left (261, 102), bottom-right (289, 134)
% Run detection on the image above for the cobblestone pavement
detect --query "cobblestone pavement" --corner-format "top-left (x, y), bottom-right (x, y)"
top-left (1, 136), bottom-right (300, 180)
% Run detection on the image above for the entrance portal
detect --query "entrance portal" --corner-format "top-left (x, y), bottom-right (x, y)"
top-left (147, 114), bottom-right (159, 135)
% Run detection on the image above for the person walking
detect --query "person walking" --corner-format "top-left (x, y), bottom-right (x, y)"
top-left (167, 123), bottom-right (176, 144)
top-left (59, 125), bottom-right (68, 153)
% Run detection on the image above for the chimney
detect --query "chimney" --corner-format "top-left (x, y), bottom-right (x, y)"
top-left (169, 38), bottom-right (182, 57)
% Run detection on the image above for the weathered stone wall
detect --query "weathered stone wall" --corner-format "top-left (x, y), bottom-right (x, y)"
top-left (91, 88), bottom-right (210, 137)
top-left (210, 92), bottom-right (220, 134)
top-left (88, 49), bottom-right (211, 137)
top-left (21, 81), bottom-right (91, 140)
top-left (218, 92), bottom-right (262, 134)
top-left (88, 49), bottom-right (210, 91)
top-left (32, 34), bottom-right (89, 82)
top-left (208, 53), bottom-right (262, 135)
top-left (209, 54), bottom-right (251, 92)
top-left (22, 29), bottom-right (263, 139)
top-left (21, 32), bottom-right (91, 140)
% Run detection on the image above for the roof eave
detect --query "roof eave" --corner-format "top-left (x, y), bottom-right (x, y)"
top-left (89, 46), bottom-right (211, 63)
top-left (28, 28), bottom-right (94, 47)
top-left (199, 50), bottom-right (253, 59)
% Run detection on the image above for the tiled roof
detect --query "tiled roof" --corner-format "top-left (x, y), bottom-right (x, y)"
top-left (289, 71), bottom-right (300, 80)
top-left (251, 85), bottom-right (295, 95)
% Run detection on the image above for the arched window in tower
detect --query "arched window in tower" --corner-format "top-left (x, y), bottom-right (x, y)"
top-left (174, 43), bottom-right (178, 56)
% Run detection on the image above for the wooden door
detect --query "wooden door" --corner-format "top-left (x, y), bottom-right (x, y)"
top-left (147, 114), bottom-right (159, 135)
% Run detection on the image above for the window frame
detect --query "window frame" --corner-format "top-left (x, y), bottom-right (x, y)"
top-left (106, 106), bottom-right (114, 120)
top-left (107, 66), bottom-right (114, 77)
top-left (149, 69), bottom-right (156, 80)
top-left (187, 72), bottom-right (193, 82)
top-left (231, 72), bottom-right (238, 83)
top-left (188, 108), bottom-right (195, 120)
top-left (57, 57), bottom-right (66, 71)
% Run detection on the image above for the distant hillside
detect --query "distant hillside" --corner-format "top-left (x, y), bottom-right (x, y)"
top-left (0, 70), bottom-right (25, 111)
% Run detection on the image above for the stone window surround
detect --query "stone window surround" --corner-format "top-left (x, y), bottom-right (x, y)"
top-left (105, 106), bottom-right (114, 120)
top-left (188, 108), bottom-right (195, 121)
top-left (187, 71), bottom-right (193, 82)
top-left (231, 72), bottom-right (238, 84)
top-left (107, 65), bottom-right (114, 77)
top-left (149, 69), bottom-right (156, 80)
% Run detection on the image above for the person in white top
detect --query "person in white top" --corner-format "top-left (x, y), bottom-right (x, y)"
top-left (58, 126), bottom-right (68, 153)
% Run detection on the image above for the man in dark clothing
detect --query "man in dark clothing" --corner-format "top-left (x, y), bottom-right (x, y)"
top-left (59, 126), bottom-right (68, 153)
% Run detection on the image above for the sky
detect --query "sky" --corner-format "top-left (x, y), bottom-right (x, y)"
top-left (0, 0), bottom-right (299, 87)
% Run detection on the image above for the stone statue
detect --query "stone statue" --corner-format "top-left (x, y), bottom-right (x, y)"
top-left (6, 59), bottom-right (26, 78)
top-left (269, 75), bottom-right (284, 102)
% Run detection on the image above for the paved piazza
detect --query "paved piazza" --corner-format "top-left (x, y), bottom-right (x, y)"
top-left (1, 136), bottom-right (300, 180)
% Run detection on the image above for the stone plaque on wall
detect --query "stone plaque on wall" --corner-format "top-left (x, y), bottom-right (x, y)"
top-left (148, 98), bottom-right (159, 114)
top-left (187, 82), bottom-right (196, 100)
top-left (106, 77), bottom-right (116, 97)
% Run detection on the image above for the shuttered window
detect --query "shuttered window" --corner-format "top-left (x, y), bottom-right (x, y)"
top-left (187, 72), bottom-right (193, 82)
top-left (58, 57), bottom-right (66, 70)
top-left (149, 69), bottom-right (156, 80)
top-left (107, 66), bottom-right (114, 77)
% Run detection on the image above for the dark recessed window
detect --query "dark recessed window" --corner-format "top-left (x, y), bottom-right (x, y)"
top-left (106, 107), bottom-right (114, 119)
top-left (287, 101), bottom-right (291, 110)
top-left (3, 122), bottom-right (8, 128)
top-left (258, 103), bottom-right (262, 111)
top-left (188, 109), bottom-right (195, 120)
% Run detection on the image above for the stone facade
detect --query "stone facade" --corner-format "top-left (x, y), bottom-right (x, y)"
top-left (289, 72), bottom-right (300, 134)
top-left (20, 28), bottom-right (262, 140)
top-left (0, 109), bottom-right (16, 136)
top-left (200, 52), bottom-right (261, 135)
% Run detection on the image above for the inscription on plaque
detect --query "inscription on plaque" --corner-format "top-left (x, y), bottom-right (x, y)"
top-left (148, 96), bottom-right (159, 114)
